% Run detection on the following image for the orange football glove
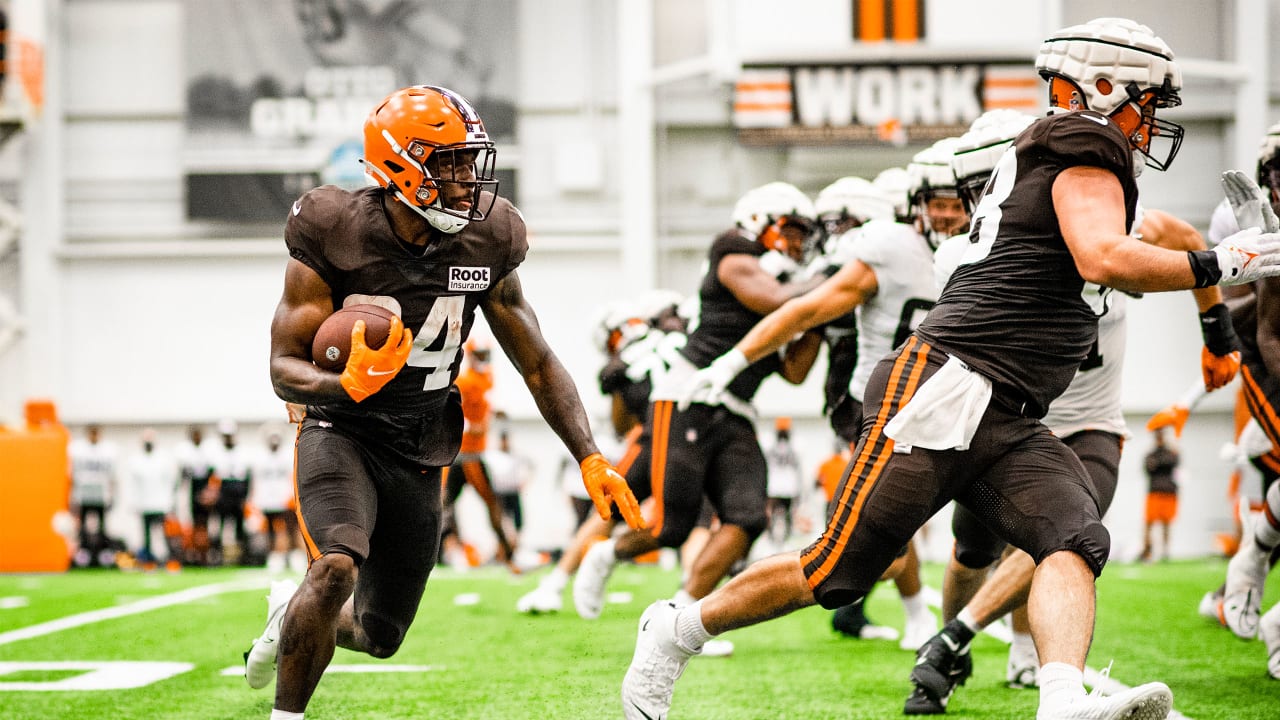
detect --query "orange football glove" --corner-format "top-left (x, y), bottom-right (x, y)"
top-left (1146, 403), bottom-right (1191, 438)
top-left (1201, 346), bottom-right (1241, 392)
top-left (339, 317), bottom-right (413, 403)
top-left (580, 452), bottom-right (644, 529)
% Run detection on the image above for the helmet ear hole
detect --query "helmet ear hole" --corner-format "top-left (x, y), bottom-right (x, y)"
top-left (1095, 78), bottom-right (1113, 95)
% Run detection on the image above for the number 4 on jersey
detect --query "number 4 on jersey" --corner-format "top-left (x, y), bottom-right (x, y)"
top-left (406, 296), bottom-right (465, 391)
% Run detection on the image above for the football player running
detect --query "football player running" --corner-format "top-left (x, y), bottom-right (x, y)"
top-left (680, 145), bottom-right (971, 651)
top-left (908, 112), bottom-right (1243, 715)
top-left (572, 182), bottom-right (826, 630)
top-left (1219, 122), bottom-right (1280, 681)
top-left (516, 290), bottom-right (689, 615)
top-left (810, 175), bottom-right (922, 644)
top-left (621, 18), bottom-right (1280, 720)
top-left (252, 85), bottom-right (642, 719)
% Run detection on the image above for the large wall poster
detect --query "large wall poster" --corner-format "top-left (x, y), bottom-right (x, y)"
top-left (184, 0), bottom-right (518, 225)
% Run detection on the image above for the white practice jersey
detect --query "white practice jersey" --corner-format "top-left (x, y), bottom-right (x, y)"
top-left (250, 444), bottom-right (295, 513)
top-left (1041, 292), bottom-right (1129, 438)
top-left (934, 231), bottom-right (1132, 439)
top-left (849, 219), bottom-right (939, 401)
top-left (129, 450), bottom-right (177, 514)
top-left (69, 439), bottom-right (119, 506)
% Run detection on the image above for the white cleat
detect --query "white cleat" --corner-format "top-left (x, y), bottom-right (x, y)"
top-left (1197, 589), bottom-right (1224, 626)
top-left (1036, 681), bottom-right (1172, 720)
top-left (900, 610), bottom-right (938, 651)
top-left (622, 601), bottom-right (698, 720)
top-left (516, 583), bottom-right (563, 614)
top-left (859, 623), bottom-right (901, 641)
top-left (1260, 603), bottom-right (1280, 680)
top-left (572, 540), bottom-right (616, 620)
top-left (1006, 642), bottom-right (1040, 689)
top-left (243, 579), bottom-right (298, 689)
top-left (699, 639), bottom-right (734, 657)
top-left (1222, 536), bottom-right (1268, 639)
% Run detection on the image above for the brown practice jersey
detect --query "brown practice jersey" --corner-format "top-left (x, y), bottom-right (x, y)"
top-left (915, 111), bottom-right (1139, 418)
top-left (285, 185), bottom-right (528, 465)
top-left (679, 230), bottom-right (783, 402)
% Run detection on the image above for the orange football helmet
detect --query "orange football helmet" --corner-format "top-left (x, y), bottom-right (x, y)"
top-left (362, 85), bottom-right (498, 234)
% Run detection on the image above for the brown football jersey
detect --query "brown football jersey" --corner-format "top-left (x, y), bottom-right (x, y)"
top-left (680, 229), bottom-right (783, 403)
top-left (285, 185), bottom-right (528, 465)
top-left (915, 110), bottom-right (1139, 418)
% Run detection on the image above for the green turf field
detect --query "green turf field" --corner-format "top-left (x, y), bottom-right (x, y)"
top-left (0, 558), bottom-right (1277, 719)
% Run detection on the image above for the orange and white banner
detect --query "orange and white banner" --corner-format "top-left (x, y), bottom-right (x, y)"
top-left (733, 59), bottom-right (1043, 146)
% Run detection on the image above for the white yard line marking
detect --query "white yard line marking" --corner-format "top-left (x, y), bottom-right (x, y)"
top-left (220, 664), bottom-right (444, 676)
top-left (0, 578), bottom-right (265, 647)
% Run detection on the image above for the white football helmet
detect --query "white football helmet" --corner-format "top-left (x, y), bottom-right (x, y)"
top-left (814, 177), bottom-right (895, 236)
top-left (950, 111), bottom-right (1036, 212)
top-left (907, 138), bottom-right (966, 248)
top-left (1035, 17), bottom-right (1183, 172)
top-left (872, 167), bottom-right (913, 223)
top-left (591, 301), bottom-right (649, 356)
top-left (731, 181), bottom-right (817, 253)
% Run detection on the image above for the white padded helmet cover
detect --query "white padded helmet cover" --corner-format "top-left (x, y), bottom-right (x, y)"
top-left (1035, 17), bottom-right (1180, 115)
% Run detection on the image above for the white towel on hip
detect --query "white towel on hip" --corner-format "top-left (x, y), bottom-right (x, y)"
top-left (884, 355), bottom-right (992, 452)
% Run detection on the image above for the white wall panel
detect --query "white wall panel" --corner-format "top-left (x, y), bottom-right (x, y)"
top-left (58, 254), bottom-right (285, 424)
top-left (64, 0), bottom-right (184, 115)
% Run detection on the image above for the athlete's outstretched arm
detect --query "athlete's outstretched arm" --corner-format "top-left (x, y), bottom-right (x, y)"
top-left (735, 261), bottom-right (879, 364)
top-left (717, 253), bottom-right (826, 316)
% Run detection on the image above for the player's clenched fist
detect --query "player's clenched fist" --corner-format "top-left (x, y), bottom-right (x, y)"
top-left (340, 317), bottom-right (413, 402)
top-left (580, 452), bottom-right (644, 529)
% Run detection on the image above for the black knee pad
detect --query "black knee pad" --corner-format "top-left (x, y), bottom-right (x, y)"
top-left (954, 542), bottom-right (1004, 570)
top-left (359, 613), bottom-right (405, 659)
top-left (1052, 521), bottom-right (1111, 577)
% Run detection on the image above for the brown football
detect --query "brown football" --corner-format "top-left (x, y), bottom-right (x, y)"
top-left (311, 304), bottom-right (397, 372)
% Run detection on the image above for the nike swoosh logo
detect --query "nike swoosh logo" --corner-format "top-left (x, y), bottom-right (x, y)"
top-left (939, 634), bottom-right (960, 652)
top-left (292, 201), bottom-right (302, 215)
top-left (1079, 114), bottom-right (1108, 126)
top-left (367, 367), bottom-right (397, 377)
top-left (642, 619), bottom-right (651, 632)
top-left (629, 701), bottom-right (658, 720)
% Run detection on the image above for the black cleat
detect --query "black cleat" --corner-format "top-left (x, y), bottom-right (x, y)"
top-left (904, 625), bottom-right (973, 715)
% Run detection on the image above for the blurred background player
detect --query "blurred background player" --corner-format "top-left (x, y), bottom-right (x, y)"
top-left (68, 423), bottom-right (119, 568)
top-left (573, 181), bottom-right (826, 629)
top-left (763, 416), bottom-right (804, 553)
top-left (251, 428), bottom-right (306, 575)
top-left (679, 142), bottom-right (972, 652)
top-left (486, 425), bottom-right (531, 540)
top-left (441, 335), bottom-right (521, 573)
top-left (208, 418), bottom-right (253, 566)
top-left (175, 424), bottom-right (215, 566)
top-left (127, 427), bottom-right (178, 570)
top-left (518, 289), bottom-right (691, 615)
top-left (1140, 427), bottom-right (1181, 563)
